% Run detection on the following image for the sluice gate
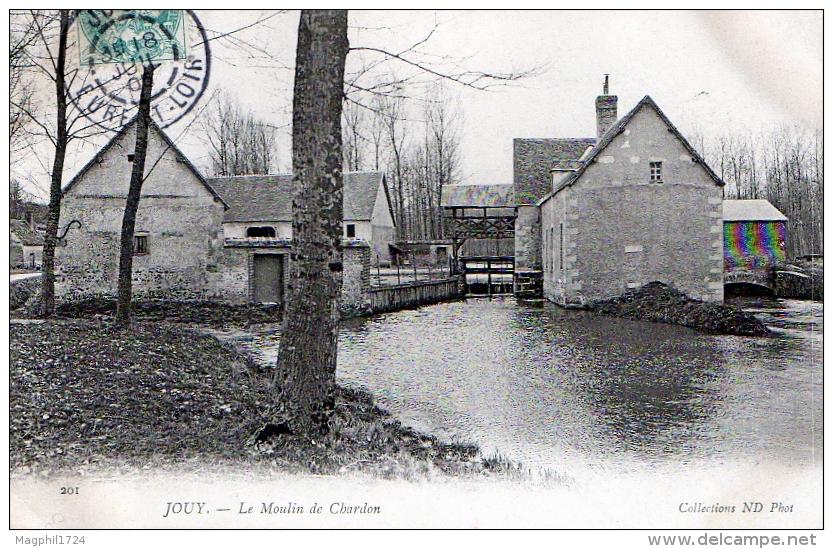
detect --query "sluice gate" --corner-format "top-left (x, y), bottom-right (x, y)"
top-left (461, 256), bottom-right (515, 296)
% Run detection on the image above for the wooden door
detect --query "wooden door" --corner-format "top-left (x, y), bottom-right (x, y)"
top-left (253, 254), bottom-right (284, 304)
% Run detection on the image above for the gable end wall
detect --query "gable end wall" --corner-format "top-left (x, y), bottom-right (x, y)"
top-left (541, 106), bottom-right (723, 305)
top-left (56, 126), bottom-right (225, 300)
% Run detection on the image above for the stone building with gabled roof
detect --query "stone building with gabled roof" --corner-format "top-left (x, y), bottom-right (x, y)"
top-left (537, 92), bottom-right (725, 306)
top-left (208, 171), bottom-right (396, 261)
top-left (53, 115), bottom-right (393, 308)
top-left (56, 117), bottom-right (228, 300)
top-left (10, 218), bottom-right (44, 268)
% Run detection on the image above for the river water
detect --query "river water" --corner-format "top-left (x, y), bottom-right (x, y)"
top-left (227, 297), bottom-right (822, 481)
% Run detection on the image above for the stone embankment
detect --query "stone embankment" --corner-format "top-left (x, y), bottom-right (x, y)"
top-left (591, 281), bottom-right (770, 336)
top-left (776, 258), bottom-right (823, 301)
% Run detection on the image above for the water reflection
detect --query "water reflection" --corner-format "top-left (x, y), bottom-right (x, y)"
top-left (504, 305), bottom-right (725, 460)
top-left (224, 296), bottom-right (822, 472)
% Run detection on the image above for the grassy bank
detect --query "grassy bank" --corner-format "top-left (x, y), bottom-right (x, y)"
top-left (14, 297), bottom-right (283, 326)
top-left (9, 321), bottom-right (524, 481)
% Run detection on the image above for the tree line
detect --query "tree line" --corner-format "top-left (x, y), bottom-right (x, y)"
top-left (198, 91), bottom-right (279, 177)
top-left (198, 82), bottom-right (462, 246)
top-left (693, 125), bottom-right (823, 260)
top-left (341, 82), bottom-right (461, 242)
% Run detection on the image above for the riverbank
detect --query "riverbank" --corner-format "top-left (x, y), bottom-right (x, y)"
top-left (9, 320), bottom-right (520, 481)
top-left (590, 282), bottom-right (770, 336)
top-left (12, 297), bottom-right (284, 326)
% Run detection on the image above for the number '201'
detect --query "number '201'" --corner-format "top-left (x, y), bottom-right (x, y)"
top-left (61, 486), bottom-right (79, 495)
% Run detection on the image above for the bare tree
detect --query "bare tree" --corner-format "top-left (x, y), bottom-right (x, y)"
top-left (368, 96), bottom-right (386, 172)
top-left (11, 10), bottom-right (135, 317)
top-left (342, 99), bottom-right (364, 171)
top-left (32, 10), bottom-right (70, 318)
top-left (377, 91), bottom-right (409, 240)
top-left (272, 10), bottom-right (349, 434)
top-left (421, 84), bottom-right (461, 239)
top-left (200, 90), bottom-right (277, 176)
top-left (356, 80), bottom-right (463, 242)
top-left (9, 11), bottom-right (38, 164)
top-left (339, 17), bottom-right (542, 241)
top-left (115, 64), bottom-right (156, 327)
top-left (265, 10), bottom-right (540, 436)
top-left (700, 125), bottom-right (823, 259)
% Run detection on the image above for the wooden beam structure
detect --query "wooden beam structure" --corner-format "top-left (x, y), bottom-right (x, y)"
top-left (447, 206), bottom-right (516, 273)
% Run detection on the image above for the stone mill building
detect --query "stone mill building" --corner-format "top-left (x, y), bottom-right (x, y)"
top-left (534, 92), bottom-right (725, 306)
top-left (445, 78), bottom-right (727, 306)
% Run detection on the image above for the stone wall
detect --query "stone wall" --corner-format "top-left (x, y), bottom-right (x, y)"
top-left (370, 224), bottom-right (395, 263)
top-left (10, 241), bottom-right (24, 267)
top-left (514, 205), bottom-right (541, 272)
top-left (56, 197), bottom-right (225, 301)
top-left (20, 245), bottom-right (43, 269)
top-left (541, 104), bottom-right (724, 306)
top-left (10, 276), bottom-right (41, 310)
top-left (340, 242), bottom-right (373, 317)
top-left (216, 239), bottom-right (371, 316)
top-left (216, 239), bottom-right (292, 304)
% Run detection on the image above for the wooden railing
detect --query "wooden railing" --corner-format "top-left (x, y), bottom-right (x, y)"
top-left (367, 277), bottom-right (463, 314)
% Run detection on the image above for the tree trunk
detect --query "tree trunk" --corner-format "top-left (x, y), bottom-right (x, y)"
top-left (115, 64), bottom-right (156, 327)
top-left (275, 10), bottom-right (348, 434)
top-left (39, 10), bottom-right (69, 318)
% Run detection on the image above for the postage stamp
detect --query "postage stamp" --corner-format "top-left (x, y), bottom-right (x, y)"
top-left (77, 10), bottom-right (186, 66)
top-left (69, 9), bottom-right (210, 130)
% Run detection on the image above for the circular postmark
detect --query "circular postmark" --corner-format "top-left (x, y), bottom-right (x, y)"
top-left (69, 10), bottom-right (211, 131)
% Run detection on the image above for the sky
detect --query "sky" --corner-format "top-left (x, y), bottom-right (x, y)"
top-left (11, 9), bottom-right (824, 198)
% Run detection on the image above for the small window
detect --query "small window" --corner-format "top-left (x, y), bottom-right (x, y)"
top-left (650, 161), bottom-right (663, 183)
top-left (247, 226), bottom-right (276, 238)
top-left (127, 154), bottom-right (135, 162)
top-left (548, 228), bottom-right (554, 273)
top-left (346, 224), bottom-right (356, 238)
top-left (134, 234), bottom-right (149, 255)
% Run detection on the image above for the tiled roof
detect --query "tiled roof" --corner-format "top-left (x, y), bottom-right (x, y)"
top-left (344, 171), bottom-right (386, 221)
top-left (441, 183), bottom-right (515, 208)
top-left (513, 138), bottom-right (595, 205)
top-left (723, 199), bottom-right (787, 222)
top-left (10, 219), bottom-right (44, 246)
top-left (208, 174), bottom-right (292, 222)
top-left (208, 172), bottom-right (387, 223)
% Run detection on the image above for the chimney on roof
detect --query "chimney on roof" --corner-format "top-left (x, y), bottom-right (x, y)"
top-left (596, 74), bottom-right (618, 140)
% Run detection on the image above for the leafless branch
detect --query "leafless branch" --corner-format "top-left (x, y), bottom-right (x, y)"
top-left (196, 11), bottom-right (285, 47)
